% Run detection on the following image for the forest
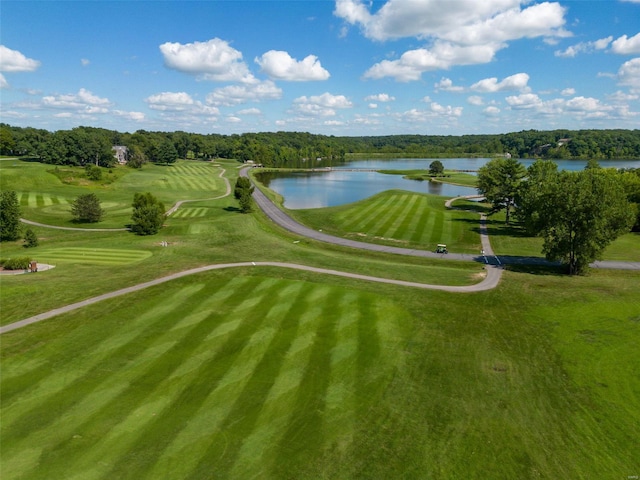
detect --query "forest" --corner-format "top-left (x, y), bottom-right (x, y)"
top-left (1, 124), bottom-right (639, 168)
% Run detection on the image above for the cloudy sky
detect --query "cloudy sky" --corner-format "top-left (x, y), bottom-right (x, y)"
top-left (1, 0), bottom-right (639, 135)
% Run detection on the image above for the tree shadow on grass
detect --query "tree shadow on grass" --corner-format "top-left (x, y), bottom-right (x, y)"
top-left (504, 262), bottom-right (567, 276)
top-left (224, 206), bottom-right (240, 212)
top-left (451, 217), bottom-right (535, 238)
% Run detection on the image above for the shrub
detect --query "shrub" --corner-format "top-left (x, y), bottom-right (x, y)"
top-left (71, 193), bottom-right (105, 223)
top-left (0, 257), bottom-right (32, 270)
top-left (23, 228), bottom-right (39, 248)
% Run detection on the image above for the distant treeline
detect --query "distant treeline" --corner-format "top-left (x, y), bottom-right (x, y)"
top-left (1, 124), bottom-right (639, 168)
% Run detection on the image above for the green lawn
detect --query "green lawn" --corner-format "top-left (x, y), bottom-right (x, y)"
top-left (379, 169), bottom-right (479, 187)
top-left (288, 190), bottom-right (482, 254)
top-left (1, 159), bottom-right (639, 479)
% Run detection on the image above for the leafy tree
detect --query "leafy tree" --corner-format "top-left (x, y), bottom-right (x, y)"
top-left (429, 160), bottom-right (444, 176)
top-left (523, 169), bottom-right (634, 274)
top-left (23, 228), bottom-right (38, 248)
top-left (477, 158), bottom-right (526, 224)
top-left (239, 189), bottom-right (254, 213)
top-left (127, 144), bottom-right (147, 169)
top-left (234, 177), bottom-right (252, 200)
top-left (131, 192), bottom-right (165, 235)
top-left (71, 193), bottom-right (105, 223)
top-left (516, 160), bottom-right (559, 235)
top-left (0, 191), bottom-right (21, 241)
top-left (155, 139), bottom-right (178, 166)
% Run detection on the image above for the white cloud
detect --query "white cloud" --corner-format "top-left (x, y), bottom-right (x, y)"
top-left (607, 90), bottom-right (639, 102)
top-left (0, 73), bottom-right (8, 89)
top-left (369, 103), bottom-right (378, 109)
top-left (364, 93), bottom-right (395, 102)
top-left (81, 58), bottom-right (90, 66)
top-left (256, 50), bottom-right (330, 81)
top-left (292, 92), bottom-right (353, 117)
top-left (470, 73), bottom-right (530, 92)
top-left (206, 80), bottom-right (282, 106)
top-left (617, 57), bottom-right (640, 91)
top-left (484, 106), bottom-right (501, 115)
top-left (226, 116), bottom-right (242, 123)
top-left (611, 33), bottom-right (640, 55)
top-left (145, 91), bottom-right (219, 115)
top-left (467, 96), bottom-right (484, 106)
top-left (505, 93), bottom-right (543, 109)
top-left (339, 0), bottom-right (568, 80)
top-left (430, 102), bottom-right (463, 117)
top-left (159, 38), bottom-right (252, 82)
top-left (561, 88), bottom-right (576, 96)
top-left (237, 107), bottom-right (262, 115)
top-left (114, 110), bottom-right (145, 121)
top-left (555, 36), bottom-right (612, 57)
top-left (435, 77), bottom-right (464, 92)
top-left (42, 88), bottom-right (111, 111)
top-left (364, 42), bottom-right (498, 81)
top-left (0, 45), bottom-right (41, 72)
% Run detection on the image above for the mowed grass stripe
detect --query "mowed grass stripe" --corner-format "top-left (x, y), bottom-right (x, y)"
top-left (18, 276), bottom-right (266, 480)
top-left (374, 194), bottom-right (409, 238)
top-left (172, 207), bottom-right (208, 219)
top-left (0, 284), bottom-right (207, 409)
top-left (428, 209), bottom-right (445, 245)
top-left (227, 286), bottom-right (336, 479)
top-left (180, 283), bottom-right (311, 479)
top-left (56, 277), bottom-right (261, 480)
top-left (382, 194), bottom-right (419, 239)
top-left (36, 248), bottom-right (151, 266)
top-left (356, 195), bottom-right (400, 234)
top-left (0, 280), bottom-right (221, 474)
top-left (343, 195), bottom-right (393, 232)
top-left (411, 198), bottom-right (433, 245)
top-left (270, 288), bottom-right (341, 478)
top-left (104, 280), bottom-right (298, 480)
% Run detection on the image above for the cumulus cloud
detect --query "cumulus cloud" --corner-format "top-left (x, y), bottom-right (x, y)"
top-left (555, 36), bottom-right (612, 57)
top-left (467, 96), bottom-right (484, 106)
top-left (256, 50), bottom-right (330, 81)
top-left (0, 74), bottom-right (8, 89)
top-left (435, 78), bottom-right (464, 92)
top-left (505, 92), bottom-right (625, 120)
top-left (484, 106), bottom-right (501, 115)
top-left (364, 42), bottom-right (498, 81)
top-left (561, 88), bottom-right (576, 96)
top-left (338, 0), bottom-right (568, 80)
top-left (0, 45), bottom-right (41, 72)
top-left (617, 57), bottom-right (640, 90)
top-left (291, 92), bottom-right (353, 117)
top-left (159, 38), bottom-right (252, 82)
top-left (237, 107), bottom-right (262, 115)
top-left (364, 93), bottom-right (395, 102)
top-left (145, 91), bottom-right (219, 115)
top-left (114, 110), bottom-right (145, 121)
top-left (471, 73), bottom-right (530, 92)
top-left (206, 80), bottom-right (282, 106)
top-left (611, 33), bottom-right (640, 55)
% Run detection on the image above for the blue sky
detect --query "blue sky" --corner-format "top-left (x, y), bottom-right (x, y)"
top-left (1, 0), bottom-right (639, 135)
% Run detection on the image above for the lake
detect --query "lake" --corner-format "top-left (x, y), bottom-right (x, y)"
top-left (259, 158), bottom-right (640, 209)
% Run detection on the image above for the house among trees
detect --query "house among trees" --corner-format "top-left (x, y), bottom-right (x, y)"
top-left (112, 145), bottom-right (128, 164)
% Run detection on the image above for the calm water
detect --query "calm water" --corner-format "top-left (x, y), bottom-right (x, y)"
top-left (261, 158), bottom-right (640, 209)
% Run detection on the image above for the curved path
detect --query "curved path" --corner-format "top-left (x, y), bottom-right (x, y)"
top-left (19, 166), bottom-right (232, 230)
top-left (0, 260), bottom-right (500, 334)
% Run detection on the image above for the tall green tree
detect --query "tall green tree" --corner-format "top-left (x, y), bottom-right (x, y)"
top-left (0, 191), bottom-right (21, 241)
top-left (429, 160), bottom-right (444, 176)
top-left (71, 193), bottom-right (105, 223)
top-left (477, 158), bottom-right (526, 224)
top-left (523, 169), bottom-right (634, 274)
top-left (516, 159), bottom-right (560, 235)
top-left (131, 192), bottom-right (165, 235)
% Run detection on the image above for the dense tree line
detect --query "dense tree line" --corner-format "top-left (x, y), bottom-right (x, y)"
top-left (2, 124), bottom-right (639, 167)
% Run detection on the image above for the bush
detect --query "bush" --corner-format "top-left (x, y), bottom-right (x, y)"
top-left (131, 192), bottom-right (165, 235)
top-left (85, 164), bottom-right (103, 181)
top-left (0, 257), bottom-right (32, 270)
top-left (23, 228), bottom-right (39, 248)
